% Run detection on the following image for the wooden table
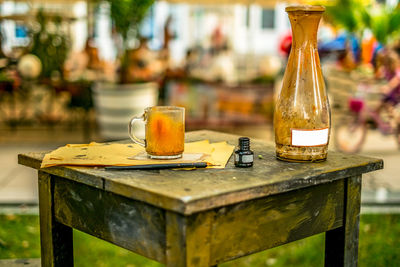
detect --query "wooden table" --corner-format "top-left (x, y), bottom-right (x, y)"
top-left (18, 130), bottom-right (383, 267)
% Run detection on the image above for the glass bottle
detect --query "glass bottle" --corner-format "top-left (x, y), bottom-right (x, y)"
top-left (234, 137), bottom-right (254, 167)
top-left (274, 5), bottom-right (330, 162)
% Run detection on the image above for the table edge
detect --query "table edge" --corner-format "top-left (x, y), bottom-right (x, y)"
top-left (105, 158), bottom-right (383, 215)
top-left (17, 130), bottom-right (384, 215)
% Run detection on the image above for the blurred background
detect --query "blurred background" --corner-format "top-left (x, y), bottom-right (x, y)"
top-left (0, 0), bottom-right (400, 266)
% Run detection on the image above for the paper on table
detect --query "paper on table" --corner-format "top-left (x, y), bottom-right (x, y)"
top-left (41, 140), bottom-right (234, 169)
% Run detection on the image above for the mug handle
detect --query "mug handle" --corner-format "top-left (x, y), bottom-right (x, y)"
top-left (128, 113), bottom-right (145, 147)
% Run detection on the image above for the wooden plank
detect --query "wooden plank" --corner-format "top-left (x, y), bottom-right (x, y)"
top-left (325, 175), bottom-right (362, 267)
top-left (19, 130), bottom-right (383, 215)
top-left (166, 212), bottom-right (186, 267)
top-left (209, 179), bottom-right (344, 265)
top-left (18, 152), bottom-right (103, 189)
top-left (185, 212), bottom-right (213, 266)
top-left (53, 177), bottom-right (166, 263)
top-left (38, 171), bottom-right (73, 267)
top-left (166, 211), bottom-right (213, 267)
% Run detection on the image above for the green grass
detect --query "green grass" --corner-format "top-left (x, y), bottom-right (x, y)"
top-left (1, 214), bottom-right (399, 266)
top-left (0, 214), bottom-right (40, 259)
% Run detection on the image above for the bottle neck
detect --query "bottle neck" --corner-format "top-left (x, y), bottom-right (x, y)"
top-left (288, 11), bottom-right (322, 49)
top-left (239, 137), bottom-right (250, 151)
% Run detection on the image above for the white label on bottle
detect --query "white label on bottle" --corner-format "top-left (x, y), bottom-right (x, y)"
top-left (235, 154), bottom-right (253, 163)
top-left (291, 128), bottom-right (329, 147)
top-left (242, 154), bottom-right (254, 163)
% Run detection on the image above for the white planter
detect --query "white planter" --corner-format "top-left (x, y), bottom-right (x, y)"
top-left (93, 82), bottom-right (158, 140)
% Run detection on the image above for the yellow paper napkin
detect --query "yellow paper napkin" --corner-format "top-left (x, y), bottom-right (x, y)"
top-left (41, 140), bottom-right (234, 169)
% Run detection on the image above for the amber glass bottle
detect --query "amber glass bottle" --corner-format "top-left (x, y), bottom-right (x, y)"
top-left (274, 5), bottom-right (330, 162)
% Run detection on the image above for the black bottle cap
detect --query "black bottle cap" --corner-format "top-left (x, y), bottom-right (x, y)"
top-left (238, 137), bottom-right (250, 151)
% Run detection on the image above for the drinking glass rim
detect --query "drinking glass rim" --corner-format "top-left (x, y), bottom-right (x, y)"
top-left (145, 106), bottom-right (185, 112)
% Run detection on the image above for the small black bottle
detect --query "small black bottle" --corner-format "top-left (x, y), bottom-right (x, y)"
top-left (234, 137), bottom-right (254, 167)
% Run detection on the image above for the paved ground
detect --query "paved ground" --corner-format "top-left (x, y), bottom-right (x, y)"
top-left (0, 259), bottom-right (40, 267)
top-left (0, 125), bottom-right (98, 204)
top-left (359, 132), bottom-right (400, 189)
top-left (0, 124), bottom-right (399, 206)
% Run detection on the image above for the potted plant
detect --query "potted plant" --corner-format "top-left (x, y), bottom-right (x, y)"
top-left (92, 0), bottom-right (160, 140)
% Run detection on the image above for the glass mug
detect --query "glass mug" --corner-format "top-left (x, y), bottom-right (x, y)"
top-left (128, 106), bottom-right (185, 159)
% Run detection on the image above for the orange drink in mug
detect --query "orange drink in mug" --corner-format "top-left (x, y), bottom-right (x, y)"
top-left (129, 106), bottom-right (185, 159)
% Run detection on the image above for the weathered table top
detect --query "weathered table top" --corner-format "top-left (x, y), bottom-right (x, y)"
top-left (19, 130), bottom-right (383, 215)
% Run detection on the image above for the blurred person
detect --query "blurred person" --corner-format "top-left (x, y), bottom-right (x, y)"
top-left (378, 50), bottom-right (400, 102)
top-left (160, 15), bottom-right (177, 76)
top-left (374, 49), bottom-right (400, 128)
top-left (64, 42), bottom-right (97, 81)
top-left (208, 25), bottom-right (236, 84)
top-left (163, 15), bottom-right (175, 52)
top-left (318, 31), bottom-right (361, 71)
top-left (361, 33), bottom-right (377, 66)
top-left (0, 33), bottom-right (8, 69)
top-left (184, 27), bottom-right (236, 84)
top-left (208, 43), bottom-right (236, 84)
top-left (184, 48), bottom-right (198, 74)
top-left (337, 34), bottom-right (359, 71)
top-left (210, 24), bottom-right (226, 55)
top-left (278, 31), bottom-right (292, 58)
top-left (124, 37), bottom-right (164, 83)
top-left (84, 38), bottom-right (103, 71)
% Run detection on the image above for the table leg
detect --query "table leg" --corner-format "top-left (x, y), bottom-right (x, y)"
top-left (38, 171), bottom-right (73, 267)
top-left (166, 211), bottom-right (213, 267)
top-left (325, 175), bottom-right (361, 267)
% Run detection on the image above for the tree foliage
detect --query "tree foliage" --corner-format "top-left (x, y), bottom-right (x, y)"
top-left (109, 0), bottom-right (154, 43)
top-left (30, 10), bottom-right (69, 80)
top-left (325, 0), bottom-right (400, 45)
